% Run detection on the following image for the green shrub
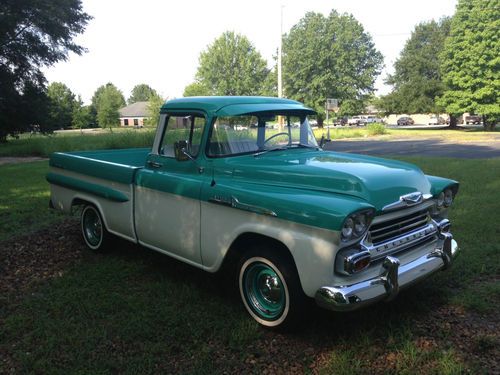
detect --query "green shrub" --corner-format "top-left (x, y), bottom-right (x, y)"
top-left (366, 122), bottom-right (387, 135)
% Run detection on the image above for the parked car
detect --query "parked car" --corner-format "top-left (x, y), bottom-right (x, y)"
top-left (348, 116), bottom-right (365, 126)
top-left (465, 115), bottom-right (482, 124)
top-left (428, 115), bottom-right (446, 125)
top-left (397, 116), bottom-right (415, 126)
top-left (48, 96), bottom-right (460, 329)
top-left (365, 115), bottom-right (383, 124)
top-left (333, 117), bottom-right (348, 126)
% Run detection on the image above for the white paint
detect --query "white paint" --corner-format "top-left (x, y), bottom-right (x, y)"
top-left (134, 185), bottom-right (202, 264)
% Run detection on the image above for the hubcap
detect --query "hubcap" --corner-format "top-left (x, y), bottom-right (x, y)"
top-left (83, 208), bottom-right (102, 247)
top-left (243, 262), bottom-right (285, 320)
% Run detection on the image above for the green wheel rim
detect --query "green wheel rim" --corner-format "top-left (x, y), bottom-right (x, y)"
top-left (83, 208), bottom-right (102, 247)
top-left (243, 262), bottom-right (285, 320)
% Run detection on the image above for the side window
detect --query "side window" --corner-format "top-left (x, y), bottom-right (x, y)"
top-left (160, 115), bottom-right (205, 158)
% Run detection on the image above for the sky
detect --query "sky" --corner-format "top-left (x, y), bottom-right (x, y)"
top-left (43, 0), bottom-right (458, 104)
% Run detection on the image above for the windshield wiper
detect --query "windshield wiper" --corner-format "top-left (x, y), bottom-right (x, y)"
top-left (253, 146), bottom-right (288, 157)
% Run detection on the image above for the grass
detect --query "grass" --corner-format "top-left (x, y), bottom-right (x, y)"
top-left (314, 124), bottom-right (500, 142)
top-left (0, 161), bottom-right (63, 242)
top-left (0, 157), bottom-right (499, 373)
top-left (0, 129), bottom-right (156, 158)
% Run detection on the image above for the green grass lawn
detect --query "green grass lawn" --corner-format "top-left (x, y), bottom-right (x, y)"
top-left (0, 129), bottom-right (156, 158)
top-left (0, 157), bottom-right (499, 374)
top-left (314, 125), bottom-right (500, 142)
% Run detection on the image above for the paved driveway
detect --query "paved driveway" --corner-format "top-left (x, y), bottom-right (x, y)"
top-left (322, 138), bottom-right (500, 158)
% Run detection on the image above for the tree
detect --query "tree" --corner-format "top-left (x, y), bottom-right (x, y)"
top-left (91, 83), bottom-right (125, 130)
top-left (380, 19), bottom-right (451, 116)
top-left (282, 11), bottom-right (383, 124)
top-left (190, 31), bottom-right (270, 96)
top-left (128, 84), bottom-right (158, 104)
top-left (47, 82), bottom-right (76, 129)
top-left (438, 0), bottom-right (499, 130)
top-left (72, 95), bottom-right (93, 131)
top-left (146, 93), bottom-right (165, 126)
top-left (0, 0), bottom-right (91, 141)
top-left (183, 82), bottom-right (211, 97)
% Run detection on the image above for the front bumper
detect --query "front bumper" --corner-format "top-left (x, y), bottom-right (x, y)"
top-left (315, 231), bottom-right (459, 312)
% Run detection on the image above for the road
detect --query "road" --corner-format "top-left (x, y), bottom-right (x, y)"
top-left (322, 138), bottom-right (500, 158)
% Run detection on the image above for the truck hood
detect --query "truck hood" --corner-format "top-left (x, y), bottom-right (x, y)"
top-left (226, 150), bottom-right (431, 211)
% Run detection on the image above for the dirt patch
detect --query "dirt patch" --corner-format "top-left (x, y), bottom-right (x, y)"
top-left (0, 157), bottom-right (47, 166)
top-left (0, 219), bottom-right (83, 302)
top-left (0, 221), bottom-right (498, 374)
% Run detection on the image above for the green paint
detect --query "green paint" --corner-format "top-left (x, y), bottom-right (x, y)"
top-left (50, 148), bottom-right (149, 184)
top-left (426, 175), bottom-right (459, 196)
top-left (161, 96), bottom-right (311, 116)
top-left (46, 173), bottom-right (129, 202)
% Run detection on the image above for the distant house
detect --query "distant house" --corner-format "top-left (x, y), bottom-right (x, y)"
top-left (118, 101), bottom-right (149, 127)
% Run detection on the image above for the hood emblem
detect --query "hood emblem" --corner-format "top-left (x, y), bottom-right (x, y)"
top-left (400, 192), bottom-right (423, 205)
top-left (382, 191), bottom-right (432, 212)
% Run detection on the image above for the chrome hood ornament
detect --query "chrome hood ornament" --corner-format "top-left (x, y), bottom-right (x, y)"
top-left (382, 191), bottom-right (433, 212)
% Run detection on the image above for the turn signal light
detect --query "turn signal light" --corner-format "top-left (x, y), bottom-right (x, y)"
top-left (343, 250), bottom-right (371, 274)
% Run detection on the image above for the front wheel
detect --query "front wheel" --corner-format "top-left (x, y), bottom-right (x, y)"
top-left (238, 247), bottom-right (307, 329)
top-left (81, 204), bottom-right (111, 251)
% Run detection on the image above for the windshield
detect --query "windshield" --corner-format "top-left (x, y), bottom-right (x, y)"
top-left (208, 114), bottom-right (318, 157)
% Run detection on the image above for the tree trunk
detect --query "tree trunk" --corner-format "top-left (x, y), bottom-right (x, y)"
top-left (448, 114), bottom-right (458, 129)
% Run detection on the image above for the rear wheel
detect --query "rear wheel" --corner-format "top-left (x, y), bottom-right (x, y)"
top-left (238, 246), bottom-right (307, 330)
top-left (81, 204), bottom-right (111, 251)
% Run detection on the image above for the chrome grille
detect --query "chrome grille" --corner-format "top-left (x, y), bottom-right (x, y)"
top-left (369, 208), bottom-right (430, 245)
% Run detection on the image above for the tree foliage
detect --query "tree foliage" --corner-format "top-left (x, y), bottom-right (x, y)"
top-left (282, 11), bottom-right (383, 122)
top-left (183, 82), bottom-right (211, 97)
top-left (47, 82), bottom-right (76, 129)
top-left (146, 93), bottom-right (165, 127)
top-left (187, 31), bottom-right (270, 96)
top-left (91, 83), bottom-right (125, 130)
top-left (438, 0), bottom-right (500, 130)
top-left (128, 84), bottom-right (158, 104)
top-left (0, 0), bottom-right (91, 141)
top-left (72, 95), bottom-right (93, 130)
top-left (380, 19), bottom-right (451, 115)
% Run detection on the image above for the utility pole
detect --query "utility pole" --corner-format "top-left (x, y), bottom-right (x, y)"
top-left (278, 4), bottom-right (283, 98)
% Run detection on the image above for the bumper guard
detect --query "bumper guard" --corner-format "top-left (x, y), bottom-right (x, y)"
top-left (315, 225), bottom-right (459, 312)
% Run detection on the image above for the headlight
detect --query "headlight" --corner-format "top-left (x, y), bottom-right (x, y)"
top-left (341, 211), bottom-right (373, 242)
top-left (341, 217), bottom-right (354, 240)
top-left (444, 188), bottom-right (453, 207)
top-left (354, 214), bottom-right (367, 235)
top-left (437, 192), bottom-right (445, 207)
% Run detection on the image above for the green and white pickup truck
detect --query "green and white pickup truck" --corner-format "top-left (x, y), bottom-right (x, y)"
top-left (48, 96), bottom-right (459, 329)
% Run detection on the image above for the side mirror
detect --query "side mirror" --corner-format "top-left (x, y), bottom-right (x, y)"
top-left (174, 140), bottom-right (194, 162)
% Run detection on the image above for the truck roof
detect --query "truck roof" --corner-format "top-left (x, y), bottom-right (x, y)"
top-left (161, 96), bottom-right (315, 116)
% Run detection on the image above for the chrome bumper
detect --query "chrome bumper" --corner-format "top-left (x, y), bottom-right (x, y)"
top-left (315, 232), bottom-right (459, 312)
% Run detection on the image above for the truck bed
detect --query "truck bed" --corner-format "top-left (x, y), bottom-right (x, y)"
top-left (49, 148), bottom-right (150, 184)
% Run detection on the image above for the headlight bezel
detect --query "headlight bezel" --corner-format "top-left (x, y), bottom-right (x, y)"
top-left (435, 186), bottom-right (456, 210)
top-left (341, 209), bottom-right (374, 243)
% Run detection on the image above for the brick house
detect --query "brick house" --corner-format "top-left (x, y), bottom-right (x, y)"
top-left (118, 101), bottom-right (149, 127)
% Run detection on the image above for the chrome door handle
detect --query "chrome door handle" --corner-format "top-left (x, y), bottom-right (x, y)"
top-left (147, 160), bottom-right (163, 168)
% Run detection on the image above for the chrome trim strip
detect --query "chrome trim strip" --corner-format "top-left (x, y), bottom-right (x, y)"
top-left (231, 196), bottom-right (278, 217)
top-left (207, 196), bottom-right (277, 217)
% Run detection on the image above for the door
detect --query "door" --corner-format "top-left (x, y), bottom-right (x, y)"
top-left (135, 113), bottom-right (207, 265)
